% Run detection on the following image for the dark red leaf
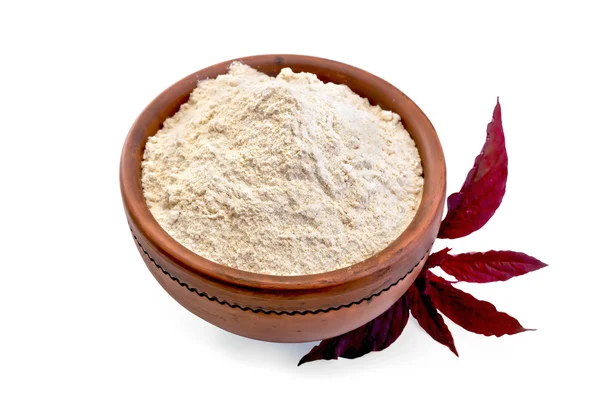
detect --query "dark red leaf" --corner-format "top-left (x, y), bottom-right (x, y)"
top-left (298, 294), bottom-right (409, 365)
top-left (407, 280), bottom-right (458, 356)
top-left (423, 247), bottom-right (452, 272)
top-left (439, 250), bottom-right (547, 283)
top-left (426, 271), bottom-right (448, 284)
top-left (425, 272), bottom-right (530, 336)
top-left (438, 99), bottom-right (508, 239)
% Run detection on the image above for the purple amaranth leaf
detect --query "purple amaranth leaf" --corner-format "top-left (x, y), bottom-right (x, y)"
top-left (422, 248), bottom-right (452, 272)
top-left (438, 99), bottom-right (508, 239)
top-left (425, 271), bottom-right (531, 336)
top-left (438, 250), bottom-right (547, 283)
top-left (407, 279), bottom-right (458, 356)
top-left (298, 294), bottom-right (409, 365)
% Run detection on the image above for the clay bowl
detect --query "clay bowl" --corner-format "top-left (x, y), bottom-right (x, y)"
top-left (120, 54), bottom-right (446, 343)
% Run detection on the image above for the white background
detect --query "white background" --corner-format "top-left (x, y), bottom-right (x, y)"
top-left (1, 1), bottom-right (599, 399)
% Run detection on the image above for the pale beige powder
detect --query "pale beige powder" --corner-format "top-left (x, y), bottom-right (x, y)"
top-left (142, 63), bottom-right (423, 275)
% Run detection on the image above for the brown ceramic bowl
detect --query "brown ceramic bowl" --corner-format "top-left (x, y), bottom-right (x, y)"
top-left (120, 54), bottom-right (446, 343)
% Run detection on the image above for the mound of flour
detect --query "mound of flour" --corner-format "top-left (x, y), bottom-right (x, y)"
top-left (142, 63), bottom-right (423, 275)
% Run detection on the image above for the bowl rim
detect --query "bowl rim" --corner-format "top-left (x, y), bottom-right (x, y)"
top-left (120, 54), bottom-right (445, 292)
